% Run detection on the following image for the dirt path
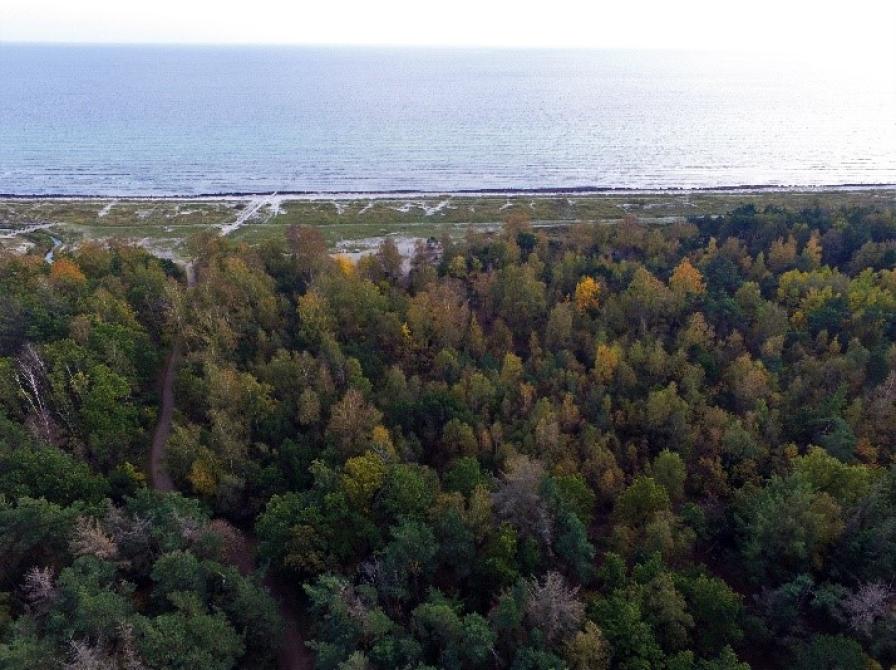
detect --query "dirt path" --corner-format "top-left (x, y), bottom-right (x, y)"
top-left (148, 263), bottom-right (313, 670)
top-left (220, 193), bottom-right (279, 236)
top-left (268, 572), bottom-right (314, 670)
top-left (149, 342), bottom-right (178, 492)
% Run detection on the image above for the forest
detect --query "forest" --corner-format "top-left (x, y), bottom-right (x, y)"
top-left (1, 201), bottom-right (895, 670)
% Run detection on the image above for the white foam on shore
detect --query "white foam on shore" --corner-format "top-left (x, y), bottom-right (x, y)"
top-left (6, 184), bottom-right (894, 205)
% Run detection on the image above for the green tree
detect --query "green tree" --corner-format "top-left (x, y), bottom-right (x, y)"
top-left (443, 457), bottom-right (485, 498)
top-left (150, 550), bottom-right (206, 604)
top-left (675, 573), bottom-right (743, 656)
top-left (377, 464), bottom-right (437, 524)
top-left (0, 497), bottom-right (79, 584)
top-left (591, 592), bottom-right (665, 670)
top-left (376, 519), bottom-right (438, 604)
top-left (650, 450), bottom-right (687, 503)
top-left (0, 444), bottom-right (107, 505)
top-left (137, 591), bottom-right (244, 670)
top-left (614, 476), bottom-right (671, 527)
top-left (328, 389), bottom-right (383, 459)
top-left (794, 634), bottom-right (867, 670)
top-left (739, 474), bottom-right (844, 582)
top-left (554, 512), bottom-right (595, 583)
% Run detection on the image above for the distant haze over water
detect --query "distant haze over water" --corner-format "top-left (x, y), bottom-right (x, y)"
top-left (1, 44), bottom-right (894, 196)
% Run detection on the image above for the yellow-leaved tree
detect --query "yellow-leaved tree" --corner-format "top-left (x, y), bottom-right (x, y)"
top-left (669, 259), bottom-right (705, 299)
top-left (574, 276), bottom-right (601, 314)
top-left (594, 343), bottom-right (622, 384)
top-left (333, 253), bottom-right (356, 277)
top-left (188, 450), bottom-right (219, 497)
top-left (340, 452), bottom-right (387, 510)
top-left (49, 258), bottom-right (87, 286)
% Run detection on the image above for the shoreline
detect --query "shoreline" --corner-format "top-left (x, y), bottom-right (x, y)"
top-left (2, 183), bottom-right (895, 202)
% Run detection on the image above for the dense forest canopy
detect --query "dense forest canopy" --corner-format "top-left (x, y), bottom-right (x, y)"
top-left (1, 201), bottom-right (896, 669)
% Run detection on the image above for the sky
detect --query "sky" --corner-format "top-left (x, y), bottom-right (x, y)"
top-left (1, 0), bottom-right (895, 59)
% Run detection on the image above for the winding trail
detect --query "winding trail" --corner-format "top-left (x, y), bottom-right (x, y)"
top-left (149, 263), bottom-right (313, 670)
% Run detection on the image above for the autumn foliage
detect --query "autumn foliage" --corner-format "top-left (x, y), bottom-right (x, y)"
top-left (49, 257), bottom-right (86, 285)
top-left (574, 276), bottom-right (601, 313)
top-left (2, 202), bottom-right (896, 670)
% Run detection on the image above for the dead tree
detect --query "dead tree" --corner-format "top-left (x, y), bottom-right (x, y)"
top-left (13, 343), bottom-right (54, 442)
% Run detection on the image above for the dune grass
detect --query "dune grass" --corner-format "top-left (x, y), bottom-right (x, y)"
top-left (2, 189), bottom-right (893, 259)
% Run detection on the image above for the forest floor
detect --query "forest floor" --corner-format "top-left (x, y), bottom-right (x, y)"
top-left (2, 188), bottom-right (894, 260)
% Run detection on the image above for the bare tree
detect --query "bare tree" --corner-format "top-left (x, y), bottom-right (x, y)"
top-left (13, 343), bottom-right (55, 442)
top-left (21, 566), bottom-right (56, 615)
top-left (525, 571), bottom-right (585, 643)
top-left (843, 582), bottom-right (893, 636)
top-left (492, 455), bottom-right (553, 546)
top-left (118, 623), bottom-right (147, 670)
top-left (175, 511), bottom-right (204, 546)
top-left (71, 516), bottom-right (118, 561)
top-left (64, 639), bottom-right (115, 670)
top-left (103, 505), bottom-right (151, 569)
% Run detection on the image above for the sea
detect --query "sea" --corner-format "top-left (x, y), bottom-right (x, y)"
top-left (1, 44), bottom-right (895, 196)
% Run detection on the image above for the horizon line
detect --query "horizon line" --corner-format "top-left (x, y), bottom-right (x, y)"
top-left (0, 40), bottom-right (843, 54)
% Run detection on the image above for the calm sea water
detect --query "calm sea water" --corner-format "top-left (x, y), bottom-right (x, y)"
top-left (1, 44), bottom-right (894, 195)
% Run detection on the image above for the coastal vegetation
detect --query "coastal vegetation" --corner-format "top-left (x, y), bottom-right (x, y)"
top-left (3, 189), bottom-right (893, 258)
top-left (1, 198), bottom-right (896, 669)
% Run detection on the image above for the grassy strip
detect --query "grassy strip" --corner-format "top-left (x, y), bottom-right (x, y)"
top-left (2, 190), bottom-right (893, 258)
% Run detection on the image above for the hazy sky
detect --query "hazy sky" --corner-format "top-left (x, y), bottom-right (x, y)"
top-left (2, 0), bottom-right (895, 57)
